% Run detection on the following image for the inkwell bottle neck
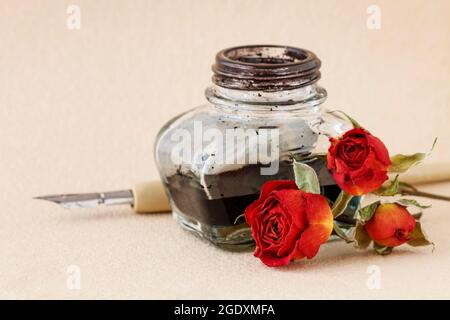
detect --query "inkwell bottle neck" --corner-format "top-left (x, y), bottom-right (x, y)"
top-left (205, 45), bottom-right (327, 114)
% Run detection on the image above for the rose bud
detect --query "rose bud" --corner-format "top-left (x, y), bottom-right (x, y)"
top-left (244, 180), bottom-right (333, 267)
top-left (364, 203), bottom-right (416, 247)
top-left (327, 128), bottom-right (391, 195)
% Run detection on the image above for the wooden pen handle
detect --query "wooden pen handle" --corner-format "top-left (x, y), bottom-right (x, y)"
top-left (132, 181), bottom-right (171, 213)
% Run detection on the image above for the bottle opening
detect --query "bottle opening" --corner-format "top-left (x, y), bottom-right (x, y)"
top-left (212, 45), bottom-right (321, 91)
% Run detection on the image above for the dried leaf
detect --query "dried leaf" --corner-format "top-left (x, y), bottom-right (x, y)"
top-left (358, 201), bottom-right (380, 223)
top-left (373, 175), bottom-right (399, 196)
top-left (389, 138), bottom-right (437, 173)
top-left (354, 223), bottom-right (372, 249)
top-left (395, 199), bottom-right (431, 209)
top-left (407, 221), bottom-right (434, 248)
top-left (333, 221), bottom-right (354, 243)
top-left (331, 191), bottom-right (354, 218)
top-left (293, 160), bottom-right (320, 194)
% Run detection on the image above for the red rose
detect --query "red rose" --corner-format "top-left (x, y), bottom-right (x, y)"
top-left (244, 180), bottom-right (333, 267)
top-left (327, 128), bottom-right (391, 195)
top-left (365, 203), bottom-right (416, 247)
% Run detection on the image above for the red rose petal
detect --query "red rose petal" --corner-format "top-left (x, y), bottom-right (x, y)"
top-left (244, 180), bottom-right (334, 267)
top-left (365, 203), bottom-right (416, 247)
top-left (258, 180), bottom-right (298, 200)
top-left (272, 189), bottom-right (308, 230)
top-left (295, 224), bottom-right (332, 259)
top-left (366, 133), bottom-right (391, 167)
top-left (327, 127), bottom-right (391, 196)
top-left (258, 251), bottom-right (294, 267)
top-left (294, 193), bottom-right (333, 259)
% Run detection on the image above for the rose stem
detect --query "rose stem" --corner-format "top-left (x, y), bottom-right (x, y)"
top-left (400, 190), bottom-right (450, 202)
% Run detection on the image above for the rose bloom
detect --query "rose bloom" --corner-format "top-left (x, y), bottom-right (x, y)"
top-left (365, 203), bottom-right (416, 247)
top-left (244, 180), bottom-right (333, 267)
top-left (327, 128), bottom-right (391, 195)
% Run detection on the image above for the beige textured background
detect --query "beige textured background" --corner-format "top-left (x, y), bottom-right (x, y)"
top-left (1, 0), bottom-right (449, 299)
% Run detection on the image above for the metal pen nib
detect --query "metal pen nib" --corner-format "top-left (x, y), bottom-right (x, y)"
top-left (34, 190), bottom-right (134, 210)
top-left (35, 181), bottom-right (171, 213)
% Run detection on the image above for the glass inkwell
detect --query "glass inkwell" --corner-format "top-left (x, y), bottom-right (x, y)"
top-left (155, 45), bottom-right (360, 250)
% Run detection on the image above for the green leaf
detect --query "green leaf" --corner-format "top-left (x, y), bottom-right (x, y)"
top-left (373, 243), bottom-right (393, 256)
top-left (328, 110), bottom-right (361, 128)
top-left (407, 221), bottom-right (434, 247)
top-left (333, 221), bottom-right (354, 243)
top-left (373, 175), bottom-right (399, 196)
top-left (293, 160), bottom-right (320, 194)
top-left (389, 153), bottom-right (427, 173)
top-left (354, 223), bottom-right (372, 249)
top-left (331, 191), bottom-right (353, 218)
top-left (389, 138), bottom-right (437, 173)
top-left (358, 201), bottom-right (380, 223)
top-left (395, 199), bottom-right (431, 209)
